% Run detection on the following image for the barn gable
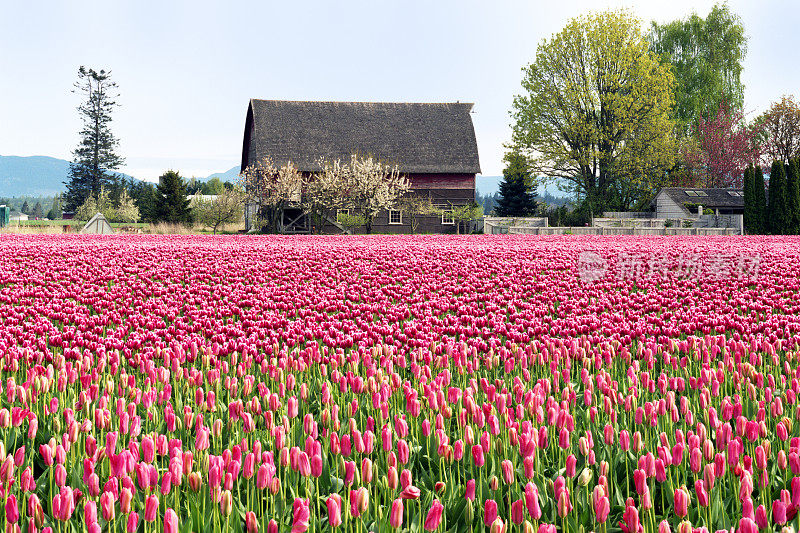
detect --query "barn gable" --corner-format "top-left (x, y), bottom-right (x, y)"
top-left (241, 100), bottom-right (481, 174)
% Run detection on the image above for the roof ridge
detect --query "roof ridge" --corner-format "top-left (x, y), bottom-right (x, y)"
top-left (251, 99), bottom-right (474, 106)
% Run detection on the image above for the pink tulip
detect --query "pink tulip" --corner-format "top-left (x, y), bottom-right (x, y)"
top-left (245, 511), bottom-right (258, 533)
top-left (99, 491), bottom-right (115, 521)
top-left (5, 494), bottom-right (19, 523)
top-left (292, 498), bottom-right (310, 533)
top-left (472, 444), bottom-right (485, 467)
top-left (400, 485), bottom-right (421, 500)
top-left (773, 500), bottom-right (788, 525)
top-left (511, 499), bottom-right (525, 525)
top-left (465, 479), bottom-right (476, 501)
top-left (595, 495), bottom-right (610, 523)
top-left (127, 512), bottom-right (139, 533)
top-left (525, 482), bottom-right (542, 520)
top-left (144, 495), bottom-right (159, 522)
top-left (326, 495), bottom-right (342, 527)
top-left (674, 487), bottom-right (689, 518)
top-left (390, 499), bottom-right (404, 528)
top-left (623, 503), bottom-right (641, 533)
top-left (164, 508), bottom-right (178, 533)
top-left (485, 499), bottom-right (499, 526)
top-left (424, 500), bottom-right (444, 531)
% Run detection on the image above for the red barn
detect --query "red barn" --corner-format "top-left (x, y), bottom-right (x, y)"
top-left (241, 99), bottom-right (481, 233)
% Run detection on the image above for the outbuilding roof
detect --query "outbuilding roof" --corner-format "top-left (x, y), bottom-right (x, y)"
top-left (241, 100), bottom-right (481, 174)
top-left (653, 188), bottom-right (745, 209)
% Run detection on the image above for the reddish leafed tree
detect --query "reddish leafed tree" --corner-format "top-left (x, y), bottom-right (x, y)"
top-left (683, 101), bottom-right (762, 188)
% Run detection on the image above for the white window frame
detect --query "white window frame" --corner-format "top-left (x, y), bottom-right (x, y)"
top-left (441, 211), bottom-right (454, 225)
top-left (388, 210), bottom-right (403, 225)
top-left (336, 209), bottom-right (350, 223)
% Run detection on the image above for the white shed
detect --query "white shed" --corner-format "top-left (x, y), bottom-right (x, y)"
top-left (80, 213), bottom-right (115, 234)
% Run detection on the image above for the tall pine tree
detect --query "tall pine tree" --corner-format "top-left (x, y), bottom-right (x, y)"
top-left (743, 165), bottom-right (755, 234)
top-left (64, 67), bottom-right (125, 211)
top-left (494, 152), bottom-right (538, 217)
top-left (768, 160), bottom-right (789, 234)
top-left (753, 165), bottom-right (767, 234)
top-left (155, 170), bottom-right (193, 224)
top-left (786, 158), bottom-right (800, 234)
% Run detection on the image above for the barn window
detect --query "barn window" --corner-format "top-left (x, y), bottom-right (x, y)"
top-left (337, 209), bottom-right (350, 222)
top-left (441, 211), bottom-right (454, 225)
top-left (389, 210), bottom-right (402, 224)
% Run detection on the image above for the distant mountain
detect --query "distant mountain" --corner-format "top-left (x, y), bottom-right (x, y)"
top-left (0, 155), bottom-right (139, 197)
top-left (202, 166), bottom-right (240, 181)
top-left (0, 155), bottom-right (71, 197)
top-left (0, 156), bottom-right (571, 198)
top-left (477, 175), bottom-right (568, 198)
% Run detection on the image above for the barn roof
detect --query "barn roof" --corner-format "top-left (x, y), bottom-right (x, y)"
top-left (242, 100), bottom-right (481, 174)
top-left (653, 188), bottom-right (745, 209)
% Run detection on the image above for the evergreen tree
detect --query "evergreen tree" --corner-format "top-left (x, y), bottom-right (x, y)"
top-left (494, 153), bottom-right (538, 217)
top-left (753, 165), bottom-right (767, 234)
top-left (787, 159), bottom-right (800, 234)
top-left (64, 67), bottom-right (125, 211)
top-left (46, 195), bottom-right (63, 220)
top-left (768, 160), bottom-right (789, 234)
top-left (32, 202), bottom-right (43, 219)
top-left (155, 170), bottom-right (193, 224)
top-left (743, 165), bottom-right (755, 234)
top-left (21, 201), bottom-right (30, 215)
top-left (131, 181), bottom-right (159, 223)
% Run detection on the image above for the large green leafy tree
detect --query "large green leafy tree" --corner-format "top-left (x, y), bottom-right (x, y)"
top-left (510, 10), bottom-right (677, 213)
top-left (155, 171), bottom-right (193, 224)
top-left (649, 3), bottom-right (747, 135)
top-left (494, 152), bottom-right (537, 217)
top-left (64, 67), bottom-right (125, 211)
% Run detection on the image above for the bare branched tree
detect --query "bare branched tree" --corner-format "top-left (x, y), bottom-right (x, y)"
top-left (398, 194), bottom-right (441, 234)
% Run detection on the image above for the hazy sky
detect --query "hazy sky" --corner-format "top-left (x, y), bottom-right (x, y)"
top-left (1, 0), bottom-right (797, 182)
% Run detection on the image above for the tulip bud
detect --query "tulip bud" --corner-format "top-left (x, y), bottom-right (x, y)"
top-left (144, 495), bottom-right (158, 522)
top-left (578, 468), bottom-right (593, 487)
top-left (246, 511), bottom-right (259, 533)
top-left (188, 471), bottom-right (202, 492)
top-left (491, 517), bottom-right (507, 533)
top-left (127, 512), bottom-right (139, 533)
top-left (389, 498), bottom-right (404, 528)
top-left (465, 499), bottom-right (474, 524)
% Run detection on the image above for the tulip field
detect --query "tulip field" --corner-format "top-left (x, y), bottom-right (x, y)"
top-left (3, 234), bottom-right (800, 533)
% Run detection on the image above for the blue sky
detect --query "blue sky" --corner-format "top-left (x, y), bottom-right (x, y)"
top-left (1, 0), bottom-right (798, 184)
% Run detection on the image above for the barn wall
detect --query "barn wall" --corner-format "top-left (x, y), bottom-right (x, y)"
top-left (409, 173), bottom-right (475, 190)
